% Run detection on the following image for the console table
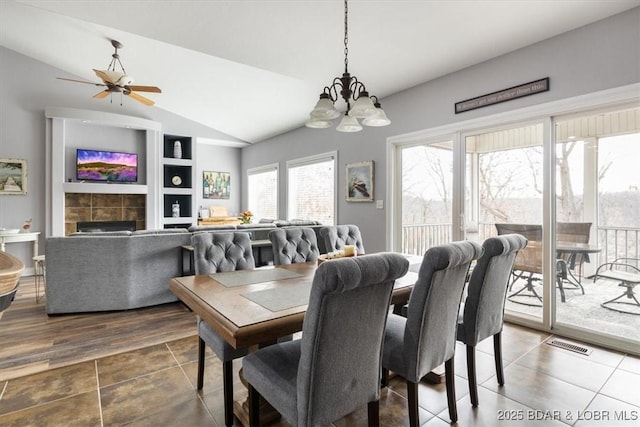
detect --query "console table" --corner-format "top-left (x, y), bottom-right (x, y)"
top-left (0, 232), bottom-right (40, 262)
top-left (198, 217), bottom-right (242, 226)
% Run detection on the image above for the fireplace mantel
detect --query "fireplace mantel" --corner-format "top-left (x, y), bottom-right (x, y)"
top-left (63, 182), bottom-right (147, 195)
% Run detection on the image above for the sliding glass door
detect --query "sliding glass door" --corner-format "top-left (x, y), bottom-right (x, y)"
top-left (464, 122), bottom-right (545, 321)
top-left (390, 100), bottom-right (639, 351)
top-left (554, 106), bottom-right (640, 344)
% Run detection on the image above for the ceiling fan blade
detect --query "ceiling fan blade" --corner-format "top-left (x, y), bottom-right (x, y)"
top-left (127, 91), bottom-right (155, 106)
top-left (127, 85), bottom-right (162, 93)
top-left (57, 77), bottom-right (105, 87)
top-left (93, 90), bottom-right (110, 99)
top-left (93, 69), bottom-right (114, 84)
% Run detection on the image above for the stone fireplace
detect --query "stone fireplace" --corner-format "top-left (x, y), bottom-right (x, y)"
top-left (65, 193), bottom-right (146, 236)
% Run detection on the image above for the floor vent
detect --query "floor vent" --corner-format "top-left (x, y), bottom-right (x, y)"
top-left (547, 339), bottom-right (592, 355)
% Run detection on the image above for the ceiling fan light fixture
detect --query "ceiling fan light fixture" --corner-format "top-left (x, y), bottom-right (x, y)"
top-left (57, 39), bottom-right (161, 107)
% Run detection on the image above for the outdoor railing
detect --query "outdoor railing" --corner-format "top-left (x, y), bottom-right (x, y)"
top-left (401, 223), bottom-right (640, 261)
top-left (597, 226), bottom-right (640, 262)
top-left (401, 224), bottom-right (452, 255)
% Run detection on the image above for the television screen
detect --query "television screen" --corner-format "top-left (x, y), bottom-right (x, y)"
top-left (76, 149), bottom-right (138, 182)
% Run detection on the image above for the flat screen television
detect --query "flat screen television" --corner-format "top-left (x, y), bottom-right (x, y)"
top-left (76, 149), bottom-right (138, 182)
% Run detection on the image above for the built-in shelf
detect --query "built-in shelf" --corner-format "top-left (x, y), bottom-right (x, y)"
top-left (162, 134), bottom-right (195, 229)
top-left (63, 182), bottom-right (148, 194)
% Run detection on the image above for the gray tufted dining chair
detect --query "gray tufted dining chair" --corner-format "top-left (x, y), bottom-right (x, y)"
top-left (192, 231), bottom-right (255, 427)
top-left (268, 227), bottom-right (320, 265)
top-left (243, 252), bottom-right (410, 427)
top-left (456, 234), bottom-right (528, 407)
top-left (319, 224), bottom-right (366, 255)
top-left (381, 240), bottom-right (483, 426)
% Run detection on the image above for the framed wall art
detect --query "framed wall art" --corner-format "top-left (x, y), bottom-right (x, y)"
top-left (203, 171), bottom-right (230, 199)
top-left (0, 158), bottom-right (27, 195)
top-left (346, 160), bottom-right (374, 202)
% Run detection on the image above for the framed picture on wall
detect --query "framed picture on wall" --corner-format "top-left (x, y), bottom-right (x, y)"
top-left (0, 158), bottom-right (27, 195)
top-left (346, 160), bottom-right (374, 202)
top-left (203, 171), bottom-right (230, 199)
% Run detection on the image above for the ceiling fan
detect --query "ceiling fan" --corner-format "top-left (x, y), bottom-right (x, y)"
top-left (57, 39), bottom-right (161, 106)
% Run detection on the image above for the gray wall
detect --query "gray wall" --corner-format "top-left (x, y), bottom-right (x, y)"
top-left (241, 7), bottom-right (640, 254)
top-left (195, 142), bottom-right (241, 217)
top-left (0, 46), bottom-right (242, 270)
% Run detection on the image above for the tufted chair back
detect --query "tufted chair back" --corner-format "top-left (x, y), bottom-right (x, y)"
top-left (192, 232), bottom-right (255, 274)
top-left (319, 224), bottom-right (366, 254)
top-left (268, 227), bottom-right (320, 265)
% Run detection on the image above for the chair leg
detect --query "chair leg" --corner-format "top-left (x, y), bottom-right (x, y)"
top-left (466, 345), bottom-right (478, 407)
top-left (197, 337), bottom-right (205, 390)
top-left (248, 384), bottom-right (260, 427)
top-left (381, 367), bottom-right (389, 388)
top-left (367, 400), bottom-right (380, 427)
top-left (494, 332), bottom-right (505, 386)
top-left (445, 357), bottom-right (458, 424)
top-left (223, 360), bottom-right (234, 427)
top-left (406, 380), bottom-right (419, 427)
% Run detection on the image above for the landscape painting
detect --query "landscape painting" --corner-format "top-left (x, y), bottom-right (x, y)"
top-left (0, 158), bottom-right (27, 195)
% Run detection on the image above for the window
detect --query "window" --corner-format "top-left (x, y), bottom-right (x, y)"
top-left (287, 152), bottom-right (336, 225)
top-left (247, 164), bottom-right (278, 221)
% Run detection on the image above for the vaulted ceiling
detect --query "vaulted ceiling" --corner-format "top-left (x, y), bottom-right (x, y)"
top-left (1, 0), bottom-right (638, 143)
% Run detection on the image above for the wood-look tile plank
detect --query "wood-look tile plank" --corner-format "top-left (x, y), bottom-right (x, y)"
top-left (0, 277), bottom-right (197, 382)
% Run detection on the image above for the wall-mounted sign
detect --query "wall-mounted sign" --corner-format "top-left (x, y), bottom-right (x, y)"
top-left (455, 78), bottom-right (549, 114)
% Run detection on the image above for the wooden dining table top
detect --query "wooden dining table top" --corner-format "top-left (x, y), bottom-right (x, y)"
top-left (170, 257), bottom-right (420, 350)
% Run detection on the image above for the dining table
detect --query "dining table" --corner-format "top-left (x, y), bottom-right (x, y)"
top-left (169, 253), bottom-right (422, 425)
top-left (556, 241), bottom-right (601, 302)
top-left (170, 254), bottom-right (421, 350)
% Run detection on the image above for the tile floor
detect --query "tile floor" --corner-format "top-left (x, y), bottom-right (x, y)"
top-left (0, 323), bottom-right (638, 426)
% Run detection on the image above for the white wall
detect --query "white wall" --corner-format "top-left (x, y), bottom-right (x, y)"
top-left (241, 7), bottom-right (640, 253)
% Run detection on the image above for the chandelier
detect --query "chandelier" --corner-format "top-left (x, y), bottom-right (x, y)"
top-left (305, 0), bottom-right (390, 132)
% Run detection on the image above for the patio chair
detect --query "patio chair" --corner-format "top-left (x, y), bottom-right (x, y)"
top-left (594, 257), bottom-right (640, 315)
top-left (495, 224), bottom-right (569, 305)
top-left (557, 222), bottom-right (592, 291)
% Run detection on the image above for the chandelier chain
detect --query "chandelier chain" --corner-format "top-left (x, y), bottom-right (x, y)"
top-left (343, 0), bottom-right (349, 72)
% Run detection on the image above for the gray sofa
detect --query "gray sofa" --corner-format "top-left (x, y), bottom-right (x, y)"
top-left (45, 220), bottom-right (326, 314)
top-left (45, 229), bottom-right (191, 314)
